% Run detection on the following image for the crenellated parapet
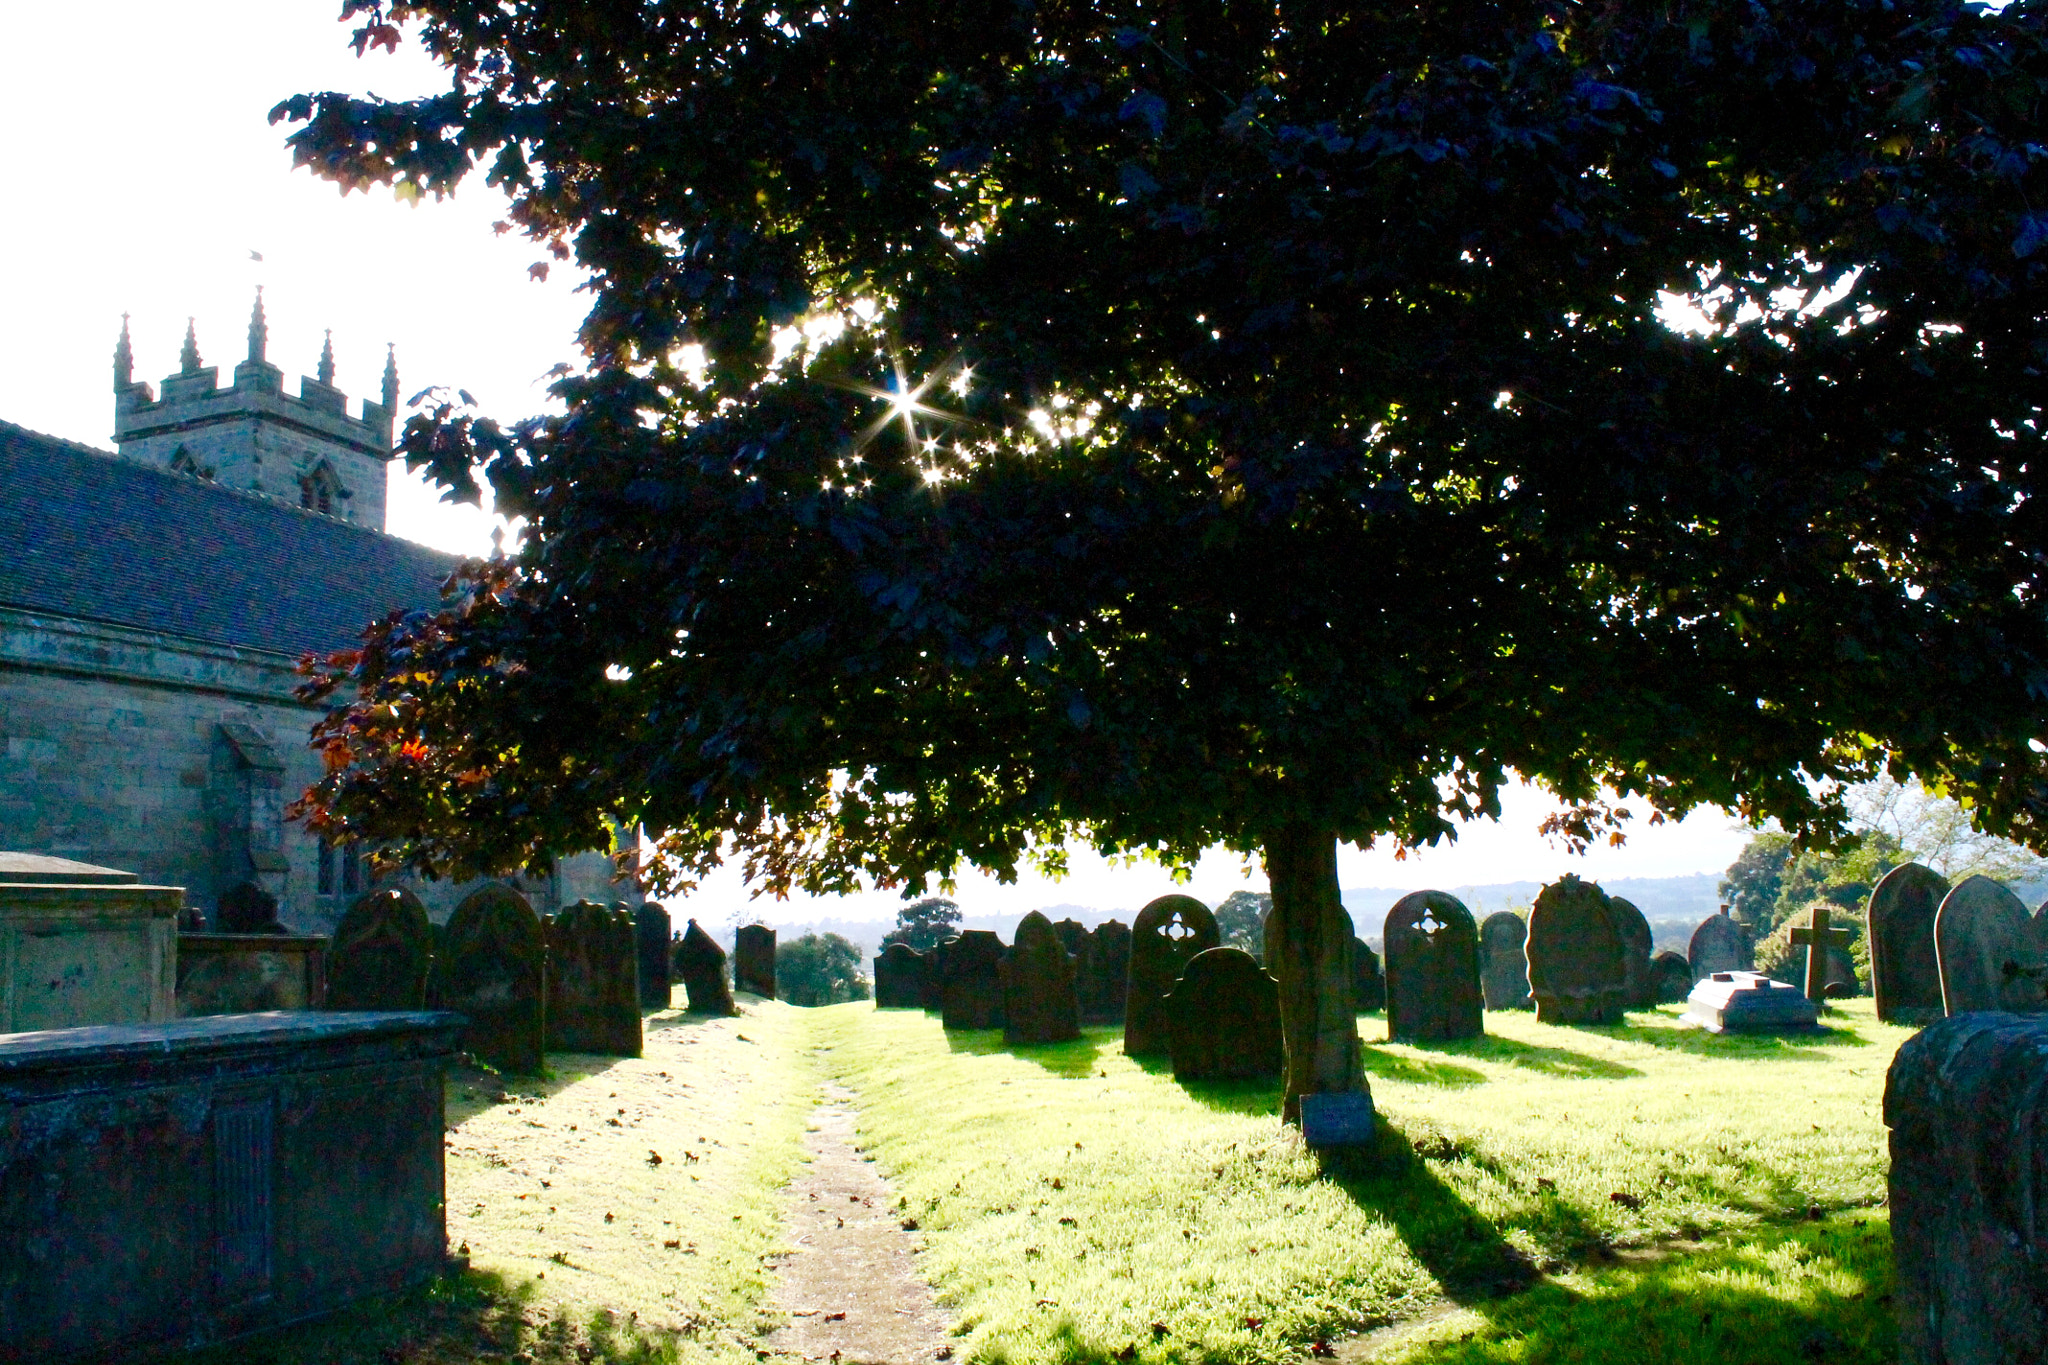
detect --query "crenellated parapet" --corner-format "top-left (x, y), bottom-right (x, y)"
top-left (112, 292), bottom-right (398, 530)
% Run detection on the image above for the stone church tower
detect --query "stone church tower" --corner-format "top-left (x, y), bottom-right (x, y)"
top-left (111, 290), bottom-right (399, 529)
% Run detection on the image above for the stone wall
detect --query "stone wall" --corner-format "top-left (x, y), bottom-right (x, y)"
top-left (0, 607), bottom-right (634, 933)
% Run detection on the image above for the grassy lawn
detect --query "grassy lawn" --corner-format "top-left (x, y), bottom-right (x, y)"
top-left (812, 1000), bottom-right (1910, 1365)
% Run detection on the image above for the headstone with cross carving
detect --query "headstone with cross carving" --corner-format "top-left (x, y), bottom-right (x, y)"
top-left (1124, 895), bottom-right (1220, 1056)
top-left (1789, 904), bottom-right (1856, 1006)
top-left (1526, 875), bottom-right (1630, 1025)
top-left (1383, 891), bottom-right (1483, 1042)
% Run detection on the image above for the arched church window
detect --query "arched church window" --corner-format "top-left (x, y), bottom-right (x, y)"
top-left (299, 461), bottom-right (342, 515)
top-left (317, 838), bottom-right (365, 896)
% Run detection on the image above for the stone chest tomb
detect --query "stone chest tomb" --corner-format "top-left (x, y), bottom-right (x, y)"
top-left (0, 1010), bottom-right (462, 1360)
top-left (0, 853), bottom-right (180, 1033)
top-left (1679, 971), bottom-right (1819, 1033)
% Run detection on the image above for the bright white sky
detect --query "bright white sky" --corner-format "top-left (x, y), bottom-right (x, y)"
top-left (0, 2), bottom-right (1754, 921)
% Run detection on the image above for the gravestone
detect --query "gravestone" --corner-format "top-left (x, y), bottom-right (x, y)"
top-left (1936, 875), bottom-right (2048, 1015)
top-left (1613, 897), bottom-right (1657, 1008)
top-left (1123, 895), bottom-right (1221, 1056)
top-left (1088, 920), bottom-right (1132, 1023)
top-left (1681, 971), bottom-right (1820, 1033)
top-left (177, 934), bottom-right (326, 1016)
top-left (1652, 950), bottom-right (1692, 1003)
top-left (1002, 912), bottom-right (1081, 1044)
top-left (441, 885), bottom-right (547, 1074)
top-left (1525, 875), bottom-right (1630, 1025)
top-left (941, 929), bottom-right (1005, 1029)
top-left (1887, 1012), bottom-right (2048, 1365)
top-left (1352, 936), bottom-right (1386, 1012)
top-left (1052, 918), bottom-right (1100, 1020)
top-left (1300, 1091), bottom-right (1377, 1152)
top-left (326, 888), bottom-right (433, 1012)
top-left (874, 943), bottom-right (925, 1008)
top-left (1789, 904), bottom-right (1857, 1005)
top-left (1165, 946), bottom-right (1282, 1081)
top-left (1478, 912), bottom-right (1531, 1010)
top-left (635, 902), bottom-right (672, 1010)
top-left (673, 919), bottom-right (737, 1015)
top-left (545, 901), bottom-right (642, 1056)
top-left (217, 879), bottom-right (288, 934)
top-left (1383, 891), bottom-right (1483, 1042)
top-left (1688, 911), bottom-right (1750, 982)
top-left (734, 924), bottom-right (777, 998)
top-left (1869, 862), bottom-right (1950, 1022)
top-left (920, 938), bottom-right (951, 1012)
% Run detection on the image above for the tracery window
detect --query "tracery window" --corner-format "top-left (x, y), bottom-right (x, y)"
top-left (299, 461), bottom-right (342, 515)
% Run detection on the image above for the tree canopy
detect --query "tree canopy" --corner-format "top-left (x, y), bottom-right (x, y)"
top-left (282, 0), bottom-right (2048, 1114)
top-left (775, 931), bottom-right (871, 1006)
top-left (880, 896), bottom-right (964, 954)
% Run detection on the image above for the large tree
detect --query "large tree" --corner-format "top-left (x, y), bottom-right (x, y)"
top-left (284, 0), bottom-right (2048, 1118)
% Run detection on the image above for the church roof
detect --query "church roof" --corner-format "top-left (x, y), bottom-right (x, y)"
top-left (0, 419), bottom-right (459, 658)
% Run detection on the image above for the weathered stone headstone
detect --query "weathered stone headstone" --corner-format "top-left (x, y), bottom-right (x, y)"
top-left (1052, 918), bottom-right (1100, 1020)
top-left (1383, 891), bottom-right (1483, 1042)
top-left (673, 919), bottom-right (737, 1015)
top-left (441, 885), bottom-right (546, 1074)
top-left (217, 879), bottom-right (288, 934)
top-left (1123, 895), bottom-right (1221, 1056)
top-left (1936, 874), bottom-right (2048, 1015)
top-left (1681, 971), bottom-right (1819, 1033)
top-left (1525, 875), bottom-right (1630, 1025)
top-left (1165, 947), bottom-right (1282, 1081)
top-left (325, 887), bottom-right (433, 1012)
top-left (734, 923), bottom-right (777, 998)
top-left (1478, 912), bottom-right (1531, 1010)
top-left (941, 929), bottom-right (1005, 1029)
top-left (1612, 896), bottom-right (1657, 1008)
top-left (1688, 911), bottom-right (1751, 982)
top-left (1652, 950), bottom-right (1692, 1003)
top-left (1088, 920), bottom-right (1132, 1023)
top-left (1869, 862), bottom-right (1950, 1022)
top-left (1887, 1012), bottom-right (2048, 1365)
top-left (1001, 911), bottom-right (1081, 1045)
top-left (635, 902), bottom-right (672, 1010)
top-left (1352, 936), bottom-right (1386, 1012)
top-left (920, 937), bottom-right (950, 1012)
top-left (874, 942), bottom-right (925, 1008)
top-left (545, 900), bottom-right (642, 1056)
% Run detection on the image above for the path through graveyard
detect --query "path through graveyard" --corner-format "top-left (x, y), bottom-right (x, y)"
top-left (761, 1081), bottom-right (953, 1365)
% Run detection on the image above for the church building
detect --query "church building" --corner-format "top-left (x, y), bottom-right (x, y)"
top-left (0, 293), bottom-right (630, 930)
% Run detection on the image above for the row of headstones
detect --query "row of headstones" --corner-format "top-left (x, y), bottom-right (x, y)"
top-left (1865, 863), bottom-right (2048, 1021)
top-left (326, 885), bottom-right (675, 1072)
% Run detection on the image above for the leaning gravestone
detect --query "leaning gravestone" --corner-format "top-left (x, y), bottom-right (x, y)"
top-left (920, 938), bottom-right (951, 1012)
top-left (1352, 936), bottom-right (1386, 1012)
top-left (1002, 911), bottom-right (1081, 1045)
top-left (1869, 862), bottom-right (1950, 1022)
top-left (674, 919), bottom-right (737, 1015)
top-left (874, 942), bottom-right (925, 1009)
top-left (1478, 912), bottom-right (1531, 1010)
top-left (635, 902), bottom-right (672, 1009)
top-left (442, 884), bottom-right (546, 1073)
top-left (1886, 1012), bottom-right (2048, 1364)
top-left (1166, 947), bottom-right (1282, 1081)
top-left (1935, 874), bottom-right (2048, 1015)
top-left (1612, 896), bottom-right (1657, 1008)
top-left (941, 930), bottom-right (1006, 1029)
top-left (734, 924), bottom-right (777, 998)
top-left (1088, 920), bottom-right (1132, 1023)
top-left (1688, 911), bottom-right (1751, 982)
top-left (1383, 891), bottom-right (1483, 1042)
top-left (1053, 918), bottom-right (1099, 1019)
top-left (1526, 875), bottom-right (1630, 1025)
top-left (217, 880), bottom-right (288, 934)
top-left (1124, 895), bottom-right (1221, 1056)
top-left (545, 900), bottom-right (642, 1056)
top-left (325, 887), bottom-right (433, 1012)
top-left (1652, 950), bottom-right (1693, 1003)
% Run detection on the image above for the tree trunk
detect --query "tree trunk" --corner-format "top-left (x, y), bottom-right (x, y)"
top-left (1263, 822), bottom-right (1365, 1123)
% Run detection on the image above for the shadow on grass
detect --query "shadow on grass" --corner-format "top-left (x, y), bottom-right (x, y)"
top-left (1321, 1126), bottom-right (1539, 1302)
top-left (445, 1051), bottom-right (641, 1125)
top-left (1360, 1047), bottom-right (1490, 1089)
top-left (159, 1266), bottom-right (686, 1365)
top-left (943, 1026), bottom-right (1125, 1078)
top-left (1588, 1014), bottom-right (1874, 1055)
top-left (1421, 1035), bottom-right (1643, 1081)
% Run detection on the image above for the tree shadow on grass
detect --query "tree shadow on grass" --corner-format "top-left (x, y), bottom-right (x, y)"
top-left (943, 1026), bottom-right (1125, 1079)
top-left (1359, 1047), bottom-right (1491, 1089)
top-left (1418, 1035), bottom-right (1643, 1081)
top-left (445, 1053), bottom-right (639, 1125)
top-left (1588, 1014), bottom-right (1873, 1056)
top-left (160, 1266), bottom-right (685, 1365)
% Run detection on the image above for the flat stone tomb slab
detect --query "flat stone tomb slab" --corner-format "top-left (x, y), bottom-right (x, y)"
top-left (1680, 971), bottom-right (1820, 1033)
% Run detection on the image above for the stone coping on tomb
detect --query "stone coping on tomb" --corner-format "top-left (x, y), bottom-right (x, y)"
top-left (0, 880), bottom-right (185, 916)
top-left (0, 852), bottom-right (140, 885)
top-left (0, 1010), bottom-right (466, 1094)
top-left (177, 932), bottom-right (330, 949)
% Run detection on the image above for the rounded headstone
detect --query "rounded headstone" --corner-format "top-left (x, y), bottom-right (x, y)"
top-left (874, 942), bottom-right (925, 1009)
top-left (1088, 920), bottom-right (1132, 1023)
top-left (1612, 897), bottom-right (1657, 1008)
top-left (1123, 895), bottom-right (1221, 1057)
top-left (1478, 912), bottom-right (1531, 1010)
top-left (734, 924), bottom-right (777, 998)
top-left (1936, 874), bottom-right (2048, 1015)
top-left (1166, 947), bottom-right (1283, 1081)
top-left (635, 902), bottom-right (673, 1009)
top-left (1526, 875), bottom-right (1629, 1025)
top-left (1001, 911), bottom-right (1081, 1044)
top-left (941, 929), bottom-right (1005, 1029)
top-left (920, 937), bottom-right (951, 1012)
top-left (545, 900), bottom-right (642, 1056)
top-left (217, 880), bottom-right (287, 935)
top-left (1652, 950), bottom-right (1692, 1003)
top-left (442, 884), bottom-right (547, 1074)
top-left (1869, 862), bottom-right (1950, 1022)
top-left (1052, 918), bottom-right (1100, 1020)
top-left (1687, 912), bottom-right (1751, 983)
top-left (1383, 891), bottom-right (1484, 1042)
top-left (673, 919), bottom-right (737, 1015)
top-left (325, 887), bottom-right (433, 1012)
top-left (1352, 936), bottom-right (1385, 1013)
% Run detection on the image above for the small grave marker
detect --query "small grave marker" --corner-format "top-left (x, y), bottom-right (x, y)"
top-left (1789, 905), bottom-right (1855, 1006)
